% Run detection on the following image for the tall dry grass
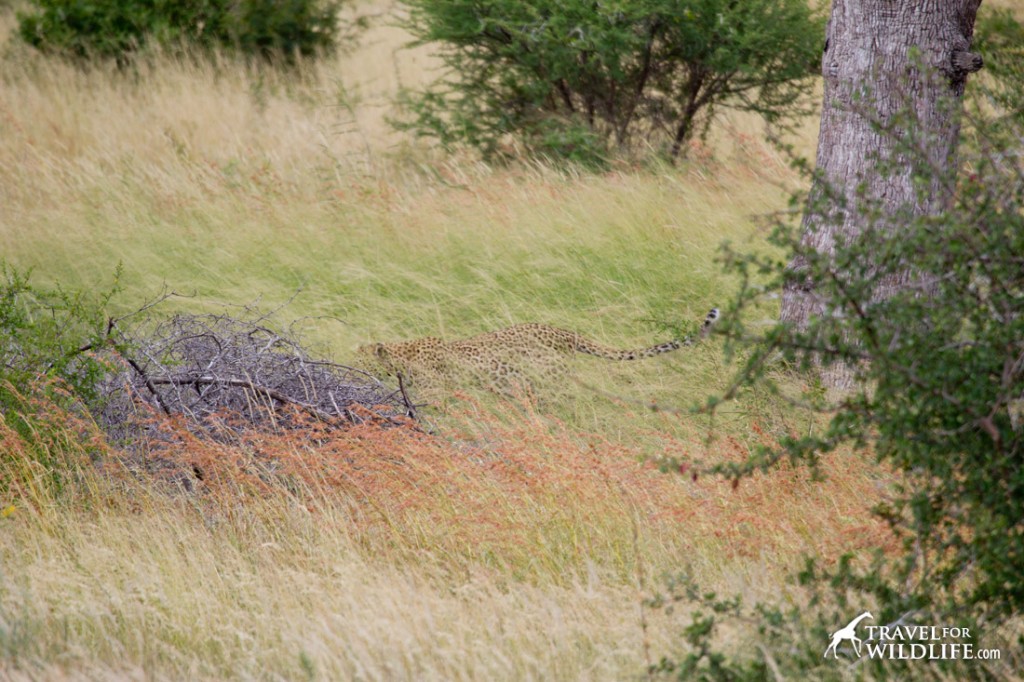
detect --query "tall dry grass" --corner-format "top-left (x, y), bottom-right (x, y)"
top-left (0, 1), bottom-right (910, 678)
top-left (0, 6), bottom-right (797, 438)
top-left (1, 382), bottom-right (894, 679)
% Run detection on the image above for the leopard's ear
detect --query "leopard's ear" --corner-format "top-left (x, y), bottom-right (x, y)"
top-left (373, 343), bottom-right (388, 359)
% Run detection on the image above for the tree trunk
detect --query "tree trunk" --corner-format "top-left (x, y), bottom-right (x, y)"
top-left (780, 0), bottom-right (984, 389)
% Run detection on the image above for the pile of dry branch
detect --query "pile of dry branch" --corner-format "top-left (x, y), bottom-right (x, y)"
top-left (96, 312), bottom-right (413, 445)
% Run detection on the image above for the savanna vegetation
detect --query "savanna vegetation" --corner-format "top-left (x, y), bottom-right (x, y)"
top-left (17, 0), bottom-right (349, 62)
top-left (0, 0), bottom-right (1021, 679)
top-left (398, 0), bottom-right (823, 165)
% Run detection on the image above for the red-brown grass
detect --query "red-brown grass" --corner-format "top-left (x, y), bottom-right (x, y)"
top-left (0, 382), bottom-right (903, 679)
top-left (65, 390), bottom-right (901, 583)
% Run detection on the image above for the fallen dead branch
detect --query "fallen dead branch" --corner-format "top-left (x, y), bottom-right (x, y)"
top-left (96, 310), bottom-right (415, 446)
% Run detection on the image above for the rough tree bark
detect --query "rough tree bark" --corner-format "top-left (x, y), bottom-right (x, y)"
top-left (780, 0), bottom-right (984, 389)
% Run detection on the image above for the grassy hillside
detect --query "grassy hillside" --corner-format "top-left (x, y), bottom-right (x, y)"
top-left (0, 3), bottom-right (918, 679)
top-left (0, 6), bottom-right (790, 341)
top-left (0, 2), bottom-right (808, 436)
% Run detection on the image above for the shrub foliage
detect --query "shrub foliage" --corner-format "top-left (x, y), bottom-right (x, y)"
top-left (722, 31), bottom-right (1023, 627)
top-left (17, 0), bottom-right (346, 63)
top-left (652, 23), bottom-right (1024, 679)
top-left (399, 0), bottom-right (822, 165)
top-left (0, 264), bottom-right (119, 409)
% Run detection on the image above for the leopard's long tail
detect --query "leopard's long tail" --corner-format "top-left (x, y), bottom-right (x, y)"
top-left (574, 307), bottom-right (719, 361)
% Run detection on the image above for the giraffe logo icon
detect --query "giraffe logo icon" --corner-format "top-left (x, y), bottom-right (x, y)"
top-left (824, 611), bottom-right (874, 658)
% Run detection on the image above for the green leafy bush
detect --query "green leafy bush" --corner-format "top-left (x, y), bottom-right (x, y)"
top-left (0, 264), bottom-right (120, 409)
top-left (719, 48), bottom-right (1024, 632)
top-left (398, 0), bottom-right (823, 165)
top-left (17, 0), bottom-right (346, 63)
top-left (0, 265), bottom-right (124, 496)
top-left (651, 59), bottom-right (1024, 680)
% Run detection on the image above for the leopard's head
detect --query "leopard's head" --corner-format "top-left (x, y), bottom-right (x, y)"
top-left (356, 342), bottom-right (400, 377)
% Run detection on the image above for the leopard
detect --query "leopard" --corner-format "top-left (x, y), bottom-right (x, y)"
top-left (357, 307), bottom-right (719, 394)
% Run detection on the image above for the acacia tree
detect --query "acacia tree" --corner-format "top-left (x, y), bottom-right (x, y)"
top-left (399, 0), bottom-right (822, 165)
top-left (649, 10), bottom-right (1023, 676)
top-left (781, 0), bottom-right (984, 388)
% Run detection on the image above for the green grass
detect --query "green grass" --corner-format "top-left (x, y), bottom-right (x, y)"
top-left (6, 161), bottom-right (785, 437)
top-left (0, 26), bottom-right (796, 439)
top-left (0, 5), bottom-right (910, 679)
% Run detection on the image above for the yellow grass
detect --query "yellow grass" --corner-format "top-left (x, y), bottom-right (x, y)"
top-left (0, 1), bottom-right (979, 678)
top-left (1, 386), bottom-right (896, 680)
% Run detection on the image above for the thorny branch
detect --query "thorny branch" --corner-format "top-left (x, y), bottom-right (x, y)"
top-left (95, 309), bottom-right (413, 446)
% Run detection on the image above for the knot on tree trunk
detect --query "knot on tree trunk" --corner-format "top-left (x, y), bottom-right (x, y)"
top-left (950, 50), bottom-right (983, 75)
